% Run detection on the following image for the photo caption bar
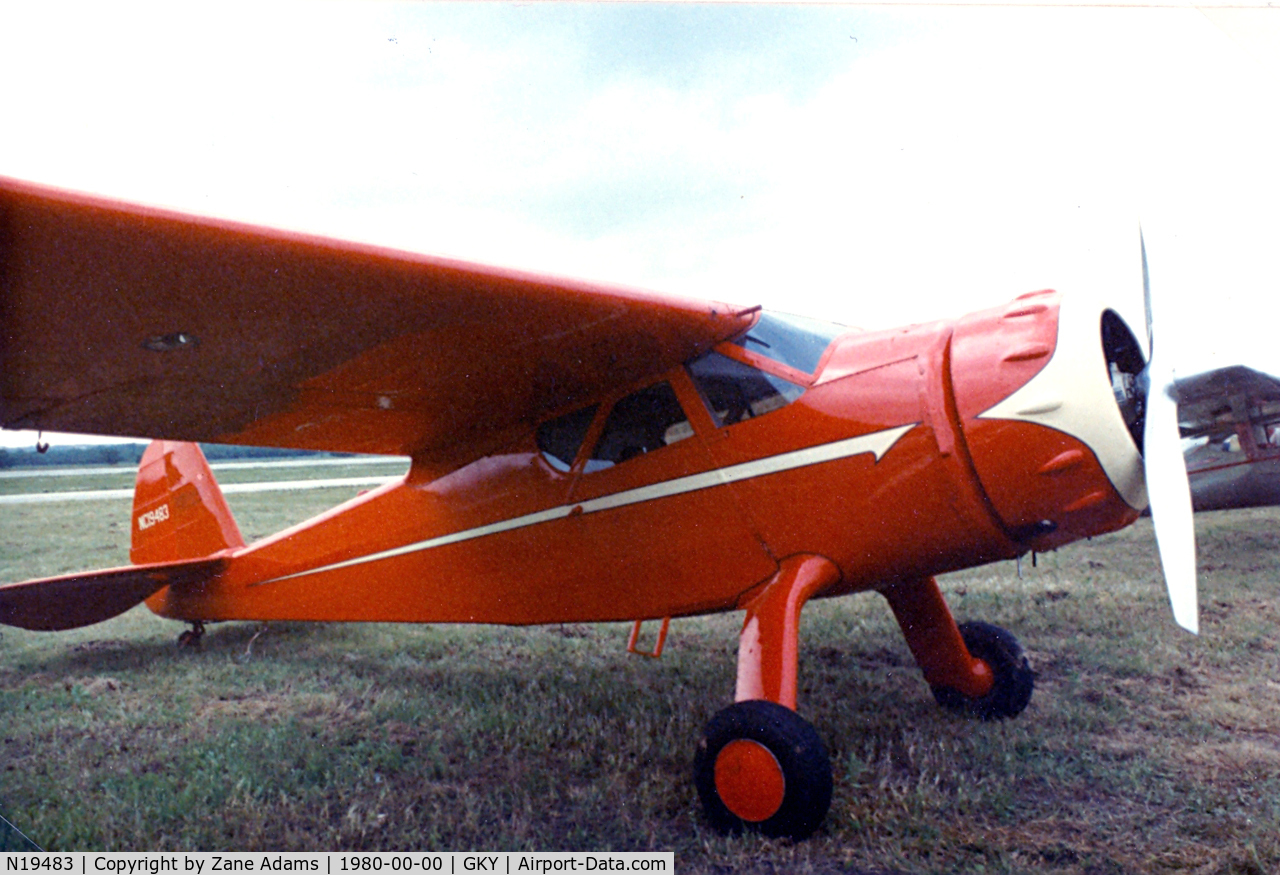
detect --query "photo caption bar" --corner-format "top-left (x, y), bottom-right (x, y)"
top-left (0, 853), bottom-right (674, 875)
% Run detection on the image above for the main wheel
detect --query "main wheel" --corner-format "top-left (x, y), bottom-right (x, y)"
top-left (932, 621), bottom-right (1034, 720)
top-left (693, 700), bottom-right (832, 840)
top-left (176, 621), bottom-right (205, 649)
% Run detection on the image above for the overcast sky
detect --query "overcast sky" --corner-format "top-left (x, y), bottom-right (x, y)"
top-left (2, 2), bottom-right (1279, 447)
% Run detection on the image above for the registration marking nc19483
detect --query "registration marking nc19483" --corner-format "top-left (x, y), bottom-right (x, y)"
top-left (136, 504), bottom-right (170, 531)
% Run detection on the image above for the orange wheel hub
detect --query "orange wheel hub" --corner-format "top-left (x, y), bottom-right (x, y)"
top-left (713, 738), bottom-right (786, 823)
top-left (969, 656), bottom-right (995, 698)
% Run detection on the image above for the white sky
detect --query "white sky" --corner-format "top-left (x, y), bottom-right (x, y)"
top-left (2, 2), bottom-right (1279, 448)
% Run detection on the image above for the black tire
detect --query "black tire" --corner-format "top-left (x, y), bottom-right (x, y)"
top-left (693, 700), bottom-right (832, 840)
top-left (176, 621), bottom-right (205, 649)
top-left (932, 621), bottom-right (1034, 720)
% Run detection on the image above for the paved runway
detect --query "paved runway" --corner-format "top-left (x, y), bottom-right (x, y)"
top-left (0, 456), bottom-right (407, 479)
top-left (0, 475), bottom-right (401, 504)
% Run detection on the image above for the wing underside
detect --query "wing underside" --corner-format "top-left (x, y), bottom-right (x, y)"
top-left (1175, 365), bottom-right (1280, 439)
top-left (0, 176), bottom-right (752, 463)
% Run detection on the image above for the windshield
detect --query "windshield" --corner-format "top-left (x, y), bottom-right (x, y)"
top-left (734, 311), bottom-right (846, 375)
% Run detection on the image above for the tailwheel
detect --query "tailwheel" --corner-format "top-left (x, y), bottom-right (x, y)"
top-left (176, 621), bottom-right (205, 649)
top-left (932, 621), bottom-right (1034, 720)
top-left (693, 699), bottom-right (832, 840)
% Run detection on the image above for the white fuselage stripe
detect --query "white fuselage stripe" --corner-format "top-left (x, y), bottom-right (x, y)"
top-left (254, 423), bottom-right (917, 586)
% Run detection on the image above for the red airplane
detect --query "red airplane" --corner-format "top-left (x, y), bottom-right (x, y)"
top-left (0, 176), bottom-right (1197, 840)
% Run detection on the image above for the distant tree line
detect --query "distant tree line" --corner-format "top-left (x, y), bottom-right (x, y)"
top-left (0, 442), bottom-right (357, 469)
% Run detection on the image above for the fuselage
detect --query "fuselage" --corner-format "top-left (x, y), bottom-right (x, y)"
top-left (1187, 444), bottom-right (1280, 511)
top-left (147, 290), bottom-right (1148, 626)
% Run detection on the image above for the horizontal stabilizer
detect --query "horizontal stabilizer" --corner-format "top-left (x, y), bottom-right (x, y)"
top-left (0, 558), bottom-right (225, 631)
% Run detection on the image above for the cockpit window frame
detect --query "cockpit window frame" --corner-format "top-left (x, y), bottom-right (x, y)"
top-left (535, 368), bottom-right (712, 477)
top-left (729, 310), bottom-right (848, 380)
top-left (687, 348), bottom-right (807, 430)
top-left (712, 339), bottom-right (817, 388)
top-left (535, 403), bottom-right (600, 474)
top-left (587, 379), bottom-right (694, 469)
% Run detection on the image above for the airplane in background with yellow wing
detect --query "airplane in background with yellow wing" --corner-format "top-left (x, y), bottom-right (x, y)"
top-left (0, 176), bottom-right (1199, 839)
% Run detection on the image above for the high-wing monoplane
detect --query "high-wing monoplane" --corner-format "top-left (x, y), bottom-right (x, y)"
top-left (0, 177), bottom-right (1199, 839)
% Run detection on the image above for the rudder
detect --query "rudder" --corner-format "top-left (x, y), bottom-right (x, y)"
top-left (131, 441), bottom-right (245, 564)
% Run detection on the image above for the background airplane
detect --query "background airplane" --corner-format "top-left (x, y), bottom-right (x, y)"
top-left (1175, 366), bottom-right (1280, 511)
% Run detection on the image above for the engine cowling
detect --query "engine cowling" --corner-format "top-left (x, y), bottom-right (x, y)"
top-left (949, 290), bottom-right (1147, 552)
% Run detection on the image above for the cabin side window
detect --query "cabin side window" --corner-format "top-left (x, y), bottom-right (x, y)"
top-left (587, 382), bottom-right (691, 469)
top-left (536, 404), bottom-right (598, 472)
top-left (687, 351), bottom-right (804, 427)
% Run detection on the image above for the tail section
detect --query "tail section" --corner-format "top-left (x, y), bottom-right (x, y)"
top-left (0, 440), bottom-right (238, 631)
top-left (131, 441), bottom-right (245, 564)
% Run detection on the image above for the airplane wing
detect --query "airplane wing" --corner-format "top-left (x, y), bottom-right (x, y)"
top-left (0, 177), bottom-right (753, 467)
top-left (0, 558), bottom-right (226, 631)
top-left (1174, 365), bottom-right (1280, 439)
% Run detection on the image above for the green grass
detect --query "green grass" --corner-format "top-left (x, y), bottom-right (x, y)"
top-left (2, 482), bottom-right (1279, 873)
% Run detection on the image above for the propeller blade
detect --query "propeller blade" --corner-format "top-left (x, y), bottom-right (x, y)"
top-left (1141, 229), bottom-right (1154, 356)
top-left (1143, 377), bottom-right (1198, 633)
top-left (1140, 228), bottom-right (1198, 634)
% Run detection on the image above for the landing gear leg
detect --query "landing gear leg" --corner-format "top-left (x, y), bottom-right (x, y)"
top-left (880, 577), bottom-right (1033, 720)
top-left (177, 621), bottom-right (205, 649)
top-left (694, 555), bottom-right (838, 840)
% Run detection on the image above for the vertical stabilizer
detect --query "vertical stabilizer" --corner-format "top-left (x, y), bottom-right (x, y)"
top-left (130, 441), bottom-right (245, 564)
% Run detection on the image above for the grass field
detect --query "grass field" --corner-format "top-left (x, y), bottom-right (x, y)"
top-left (2, 473), bottom-right (1278, 873)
